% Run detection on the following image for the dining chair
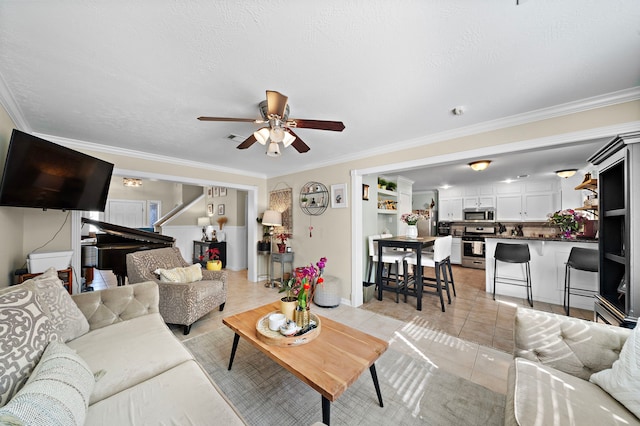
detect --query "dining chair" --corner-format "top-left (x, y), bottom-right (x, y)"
top-left (403, 236), bottom-right (453, 312)
top-left (368, 234), bottom-right (407, 303)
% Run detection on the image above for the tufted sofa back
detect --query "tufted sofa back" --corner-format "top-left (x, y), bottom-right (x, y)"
top-left (514, 308), bottom-right (631, 380)
top-left (72, 281), bottom-right (159, 331)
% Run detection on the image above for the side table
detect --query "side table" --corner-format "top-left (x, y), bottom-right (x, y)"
top-left (16, 267), bottom-right (73, 295)
top-left (270, 252), bottom-right (294, 286)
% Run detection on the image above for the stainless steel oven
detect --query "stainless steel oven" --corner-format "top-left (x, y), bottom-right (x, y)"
top-left (461, 226), bottom-right (495, 269)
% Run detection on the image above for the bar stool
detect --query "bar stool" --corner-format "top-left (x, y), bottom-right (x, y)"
top-left (403, 236), bottom-right (453, 312)
top-left (493, 243), bottom-right (532, 307)
top-left (564, 247), bottom-right (598, 316)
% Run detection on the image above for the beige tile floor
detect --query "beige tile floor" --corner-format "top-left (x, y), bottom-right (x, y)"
top-left (87, 265), bottom-right (593, 396)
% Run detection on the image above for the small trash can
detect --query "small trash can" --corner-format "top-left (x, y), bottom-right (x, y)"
top-left (363, 282), bottom-right (376, 303)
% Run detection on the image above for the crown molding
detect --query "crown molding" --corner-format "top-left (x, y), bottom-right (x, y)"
top-left (297, 87), bottom-right (640, 174)
top-left (33, 132), bottom-right (268, 180)
top-left (0, 73), bottom-right (31, 132)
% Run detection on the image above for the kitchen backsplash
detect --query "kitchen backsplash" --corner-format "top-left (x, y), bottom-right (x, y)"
top-left (449, 221), bottom-right (595, 239)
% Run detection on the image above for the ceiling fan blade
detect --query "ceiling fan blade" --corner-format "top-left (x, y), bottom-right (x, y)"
top-left (236, 134), bottom-right (257, 149)
top-left (198, 116), bottom-right (260, 123)
top-left (287, 129), bottom-right (310, 153)
top-left (287, 119), bottom-right (345, 132)
top-left (266, 91), bottom-right (288, 117)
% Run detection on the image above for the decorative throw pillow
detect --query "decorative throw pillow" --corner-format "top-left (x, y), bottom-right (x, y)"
top-left (0, 340), bottom-right (95, 426)
top-left (590, 323), bottom-right (640, 418)
top-left (154, 264), bottom-right (203, 283)
top-left (29, 267), bottom-right (89, 342)
top-left (0, 286), bottom-right (54, 407)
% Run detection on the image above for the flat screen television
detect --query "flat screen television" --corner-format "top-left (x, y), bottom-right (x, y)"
top-left (0, 129), bottom-right (114, 211)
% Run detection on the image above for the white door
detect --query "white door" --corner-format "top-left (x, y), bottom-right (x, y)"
top-left (106, 200), bottom-right (145, 228)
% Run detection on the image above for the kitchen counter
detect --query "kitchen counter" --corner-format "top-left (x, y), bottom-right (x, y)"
top-left (485, 235), bottom-right (598, 243)
top-left (485, 238), bottom-right (598, 310)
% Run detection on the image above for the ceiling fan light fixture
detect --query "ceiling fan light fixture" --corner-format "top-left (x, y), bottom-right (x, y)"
top-left (282, 131), bottom-right (296, 148)
top-left (468, 160), bottom-right (491, 171)
top-left (266, 141), bottom-right (281, 157)
top-left (254, 128), bottom-right (270, 145)
top-left (269, 126), bottom-right (285, 143)
top-left (556, 169), bottom-right (577, 178)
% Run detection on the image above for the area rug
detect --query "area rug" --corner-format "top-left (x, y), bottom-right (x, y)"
top-left (184, 327), bottom-right (505, 426)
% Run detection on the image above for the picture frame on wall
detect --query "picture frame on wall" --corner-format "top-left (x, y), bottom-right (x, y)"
top-left (331, 183), bottom-right (348, 208)
top-left (207, 204), bottom-right (214, 215)
top-left (214, 187), bottom-right (220, 197)
top-left (218, 204), bottom-right (225, 215)
top-left (362, 184), bottom-right (369, 201)
top-left (219, 187), bottom-right (227, 197)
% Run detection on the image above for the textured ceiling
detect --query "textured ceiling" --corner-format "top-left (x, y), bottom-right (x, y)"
top-left (0, 0), bottom-right (639, 183)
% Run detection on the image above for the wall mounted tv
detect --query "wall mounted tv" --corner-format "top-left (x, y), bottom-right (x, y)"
top-left (0, 129), bottom-right (114, 212)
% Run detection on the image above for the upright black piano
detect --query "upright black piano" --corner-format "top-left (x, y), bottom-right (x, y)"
top-left (81, 218), bottom-right (175, 286)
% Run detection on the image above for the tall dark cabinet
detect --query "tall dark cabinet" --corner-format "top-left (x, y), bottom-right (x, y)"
top-left (588, 131), bottom-right (640, 327)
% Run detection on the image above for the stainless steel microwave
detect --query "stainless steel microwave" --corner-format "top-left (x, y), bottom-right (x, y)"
top-left (463, 208), bottom-right (495, 222)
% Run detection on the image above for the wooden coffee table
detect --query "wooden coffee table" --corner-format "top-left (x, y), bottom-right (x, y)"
top-left (222, 302), bottom-right (388, 425)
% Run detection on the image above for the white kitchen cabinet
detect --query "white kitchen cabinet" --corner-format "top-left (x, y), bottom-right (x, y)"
top-left (463, 195), bottom-right (495, 209)
top-left (496, 194), bottom-right (523, 221)
top-left (440, 197), bottom-right (463, 221)
top-left (496, 192), bottom-right (557, 221)
top-left (523, 193), bottom-right (556, 221)
top-left (451, 237), bottom-right (461, 264)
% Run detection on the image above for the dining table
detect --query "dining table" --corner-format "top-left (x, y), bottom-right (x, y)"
top-left (375, 235), bottom-right (438, 311)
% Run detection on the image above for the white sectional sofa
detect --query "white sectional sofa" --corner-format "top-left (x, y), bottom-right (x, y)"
top-left (0, 268), bottom-right (246, 425)
top-left (505, 308), bottom-right (639, 426)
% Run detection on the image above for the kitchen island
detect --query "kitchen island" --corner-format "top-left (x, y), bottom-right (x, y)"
top-left (485, 236), bottom-right (598, 310)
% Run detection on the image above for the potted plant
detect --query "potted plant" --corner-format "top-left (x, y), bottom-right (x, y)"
top-left (276, 233), bottom-right (290, 253)
top-left (385, 181), bottom-right (397, 192)
top-left (377, 177), bottom-right (387, 189)
top-left (199, 247), bottom-right (222, 270)
top-left (279, 276), bottom-right (299, 321)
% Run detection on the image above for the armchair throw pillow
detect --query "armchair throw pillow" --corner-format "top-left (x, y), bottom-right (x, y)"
top-left (154, 264), bottom-right (203, 283)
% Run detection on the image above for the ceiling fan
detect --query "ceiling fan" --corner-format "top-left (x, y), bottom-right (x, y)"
top-left (198, 90), bottom-right (345, 156)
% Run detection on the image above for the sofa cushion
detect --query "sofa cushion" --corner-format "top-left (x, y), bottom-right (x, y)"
top-left (85, 360), bottom-right (245, 425)
top-left (0, 340), bottom-right (94, 425)
top-left (511, 358), bottom-right (639, 425)
top-left (30, 267), bottom-right (90, 342)
top-left (0, 286), bottom-right (55, 407)
top-left (154, 264), bottom-right (203, 283)
top-left (590, 323), bottom-right (640, 418)
top-left (514, 308), bottom-right (630, 380)
top-left (66, 312), bottom-right (193, 405)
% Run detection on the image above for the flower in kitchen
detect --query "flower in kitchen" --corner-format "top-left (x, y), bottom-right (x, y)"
top-left (547, 209), bottom-right (586, 237)
top-left (400, 213), bottom-right (424, 225)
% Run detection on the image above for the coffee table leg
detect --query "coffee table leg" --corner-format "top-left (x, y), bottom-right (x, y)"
top-left (370, 364), bottom-right (384, 407)
top-left (322, 396), bottom-right (331, 425)
top-left (228, 333), bottom-right (240, 371)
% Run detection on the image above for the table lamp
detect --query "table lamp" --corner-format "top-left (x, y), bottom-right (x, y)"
top-left (197, 217), bottom-right (211, 242)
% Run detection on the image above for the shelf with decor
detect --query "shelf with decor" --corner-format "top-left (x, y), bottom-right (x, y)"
top-left (300, 182), bottom-right (328, 216)
top-left (574, 176), bottom-right (599, 217)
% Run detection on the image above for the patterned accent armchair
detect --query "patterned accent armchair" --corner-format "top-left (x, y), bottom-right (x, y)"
top-left (126, 247), bottom-right (227, 335)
